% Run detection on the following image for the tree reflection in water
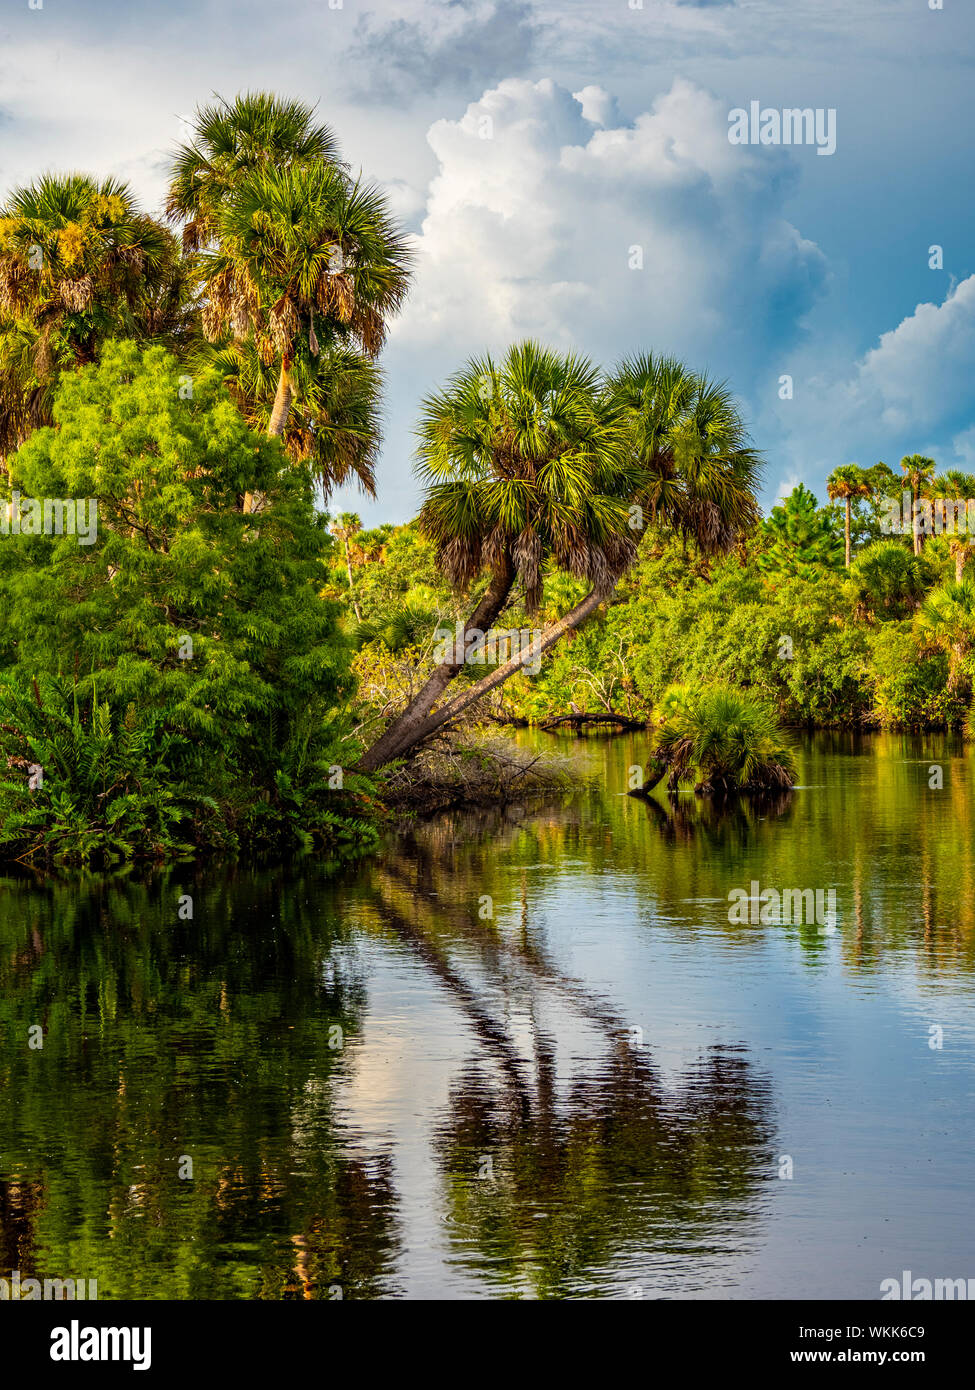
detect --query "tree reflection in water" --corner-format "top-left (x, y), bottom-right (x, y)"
top-left (369, 811), bottom-right (777, 1298)
top-left (0, 869), bottom-right (402, 1299)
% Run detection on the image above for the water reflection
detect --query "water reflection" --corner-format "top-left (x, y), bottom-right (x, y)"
top-left (0, 870), bottom-right (400, 1299)
top-left (2, 731), bottom-right (974, 1299)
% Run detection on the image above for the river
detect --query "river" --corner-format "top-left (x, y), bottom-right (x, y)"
top-left (1, 730), bottom-right (973, 1299)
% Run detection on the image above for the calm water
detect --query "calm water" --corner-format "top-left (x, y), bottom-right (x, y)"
top-left (2, 731), bottom-right (974, 1300)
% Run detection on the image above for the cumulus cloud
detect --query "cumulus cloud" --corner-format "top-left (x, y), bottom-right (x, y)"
top-left (767, 275), bottom-right (975, 499)
top-left (391, 76), bottom-right (827, 384)
top-left (846, 276), bottom-right (975, 436)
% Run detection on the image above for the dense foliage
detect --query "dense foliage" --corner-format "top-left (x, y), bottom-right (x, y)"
top-left (0, 344), bottom-right (375, 864)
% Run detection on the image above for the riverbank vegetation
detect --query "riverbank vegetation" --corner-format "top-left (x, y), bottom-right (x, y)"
top-left (1, 91), bottom-right (973, 862)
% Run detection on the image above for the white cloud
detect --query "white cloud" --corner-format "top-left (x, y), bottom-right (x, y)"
top-left (775, 276), bottom-right (975, 484)
top-left (850, 276), bottom-right (975, 435)
top-left (391, 76), bottom-right (827, 376)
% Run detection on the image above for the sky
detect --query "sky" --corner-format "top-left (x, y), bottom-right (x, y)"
top-left (0, 0), bottom-right (972, 523)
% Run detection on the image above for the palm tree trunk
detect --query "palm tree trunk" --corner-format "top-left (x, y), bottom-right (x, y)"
top-left (358, 555), bottom-right (515, 772)
top-left (345, 540), bottom-right (362, 622)
top-left (361, 585), bottom-right (610, 770)
top-left (844, 497), bottom-right (852, 568)
top-left (911, 484), bottom-right (922, 556)
top-left (243, 358), bottom-right (293, 515)
top-left (268, 358), bottom-right (294, 437)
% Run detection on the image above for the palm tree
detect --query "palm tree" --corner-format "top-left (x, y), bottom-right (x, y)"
top-left (606, 353), bottom-right (762, 550)
top-left (359, 344), bottom-right (762, 772)
top-left (847, 540), bottom-right (928, 619)
top-left (359, 343), bottom-right (645, 771)
top-left (900, 454), bottom-right (937, 556)
top-left (916, 578), bottom-right (975, 697)
top-left (198, 161), bottom-right (410, 511)
top-left (330, 511), bottom-right (364, 621)
top-left (827, 463), bottom-right (871, 567)
top-left (208, 338), bottom-right (383, 499)
top-left (935, 469), bottom-right (975, 581)
top-left (0, 174), bottom-right (178, 460)
top-left (165, 91), bottom-right (342, 253)
top-left (647, 683), bottom-right (797, 796)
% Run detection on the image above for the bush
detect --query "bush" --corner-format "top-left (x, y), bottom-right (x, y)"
top-left (649, 683), bottom-right (798, 795)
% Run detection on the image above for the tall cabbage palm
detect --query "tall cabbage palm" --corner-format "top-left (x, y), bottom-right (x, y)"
top-left (330, 511), bottom-right (364, 621)
top-left (900, 454), bottom-right (937, 556)
top-left (936, 469), bottom-right (975, 581)
top-left (198, 161), bottom-right (410, 510)
top-left (827, 463), bottom-right (872, 568)
top-left (606, 353), bottom-right (762, 551)
top-left (165, 91), bottom-right (341, 252)
top-left (359, 343), bottom-right (645, 770)
top-left (0, 174), bottom-right (178, 459)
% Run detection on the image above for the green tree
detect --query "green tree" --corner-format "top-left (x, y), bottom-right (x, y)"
top-left (165, 91), bottom-right (342, 252)
top-left (361, 345), bottom-right (762, 771)
top-left (331, 511), bottom-right (364, 621)
top-left (935, 469), bottom-right (975, 581)
top-left (758, 484), bottom-right (844, 580)
top-left (900, 454), bottom-right (937, 556)
top-left (826, 463), bottom-right (872, 567)
top-left (916, 577), bottom-right (975, 697)
top-left (606, 353), bottom-right (762, 552)
top-left (359, 343), bottom-right (647, 770)
top-left (0, 340), bottom-right (371, 862)
top-left (196, 159), bottom-right (410, 510)
top-left (847, 539), bottom-right (929, 619)
top-left (647, 683), bottom-right (797, 795)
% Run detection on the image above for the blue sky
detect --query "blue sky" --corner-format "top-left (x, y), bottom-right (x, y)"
top-left (1, 0), bottom-right (972, 523)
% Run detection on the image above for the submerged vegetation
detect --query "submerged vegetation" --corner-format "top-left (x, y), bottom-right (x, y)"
top-left (1, 89), bottom-right (973, 862)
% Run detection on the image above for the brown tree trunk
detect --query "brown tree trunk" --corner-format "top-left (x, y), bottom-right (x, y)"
top-left (844, 497), bottom-right (851, 569)
top-left (358, 554), bottom-right (515, 772)
top-left (244, 358), bottom-right (293, 515)
top-left (361, 585), bottom-right (611, 770)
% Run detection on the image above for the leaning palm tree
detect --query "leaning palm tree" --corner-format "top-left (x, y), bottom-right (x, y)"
top-left (359, 344), bottom-right (763, 772)
top-left (0, 173), bottom-right (178, 459)
top-left (606, 353), bottom-right (762, 550)
top-left (165, 91), bottom-right (342, 252)
top-left (358, 343), bottom-right (645, 771)
top-left (827, 463), bottom-right (872, 568)
top-left (199, 161), bottom-right (410, 511)
top-left (916, 578), bottom-right (975, 697)
top-left (900, 454), bottom-right (937, 556)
